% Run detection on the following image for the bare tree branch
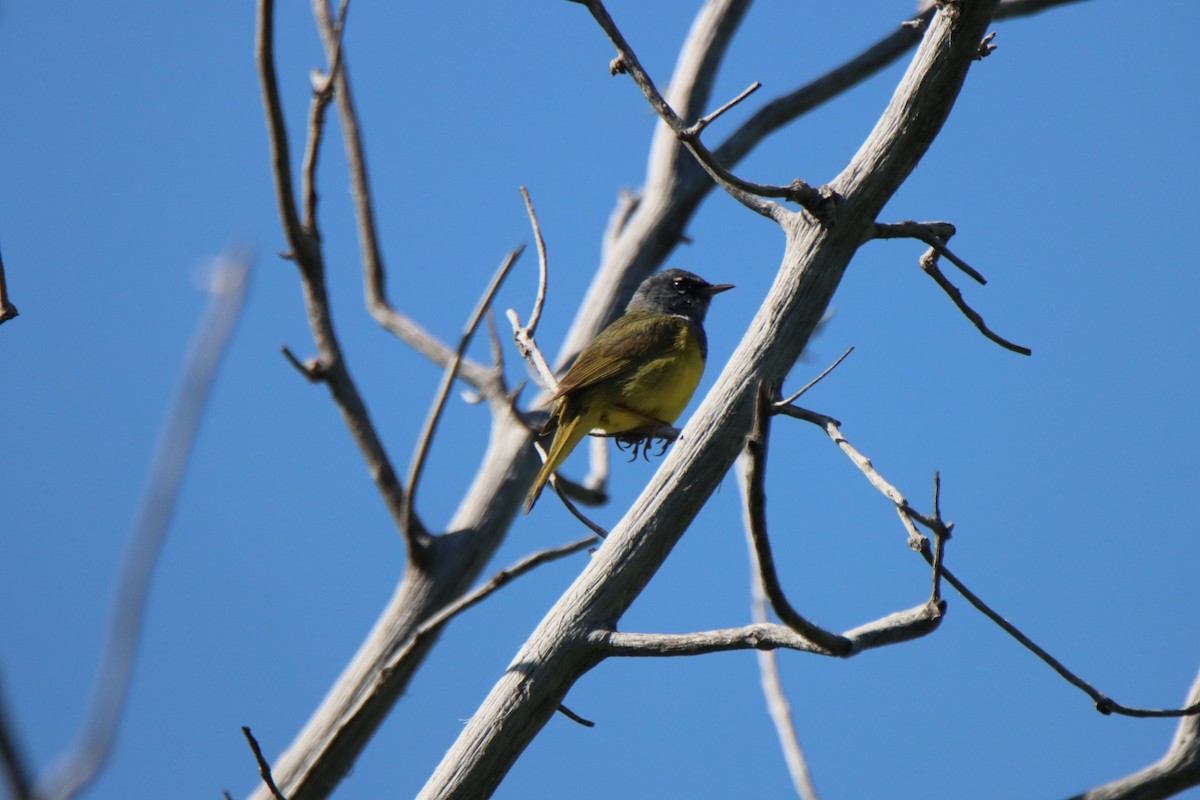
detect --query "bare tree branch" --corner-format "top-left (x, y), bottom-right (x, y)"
top-left (242, 727), bottom-right (288, 800)
top-left (518, 187), bottom-right (549, 337)
top-left (300, 0), bottom-right (348, 233)
top-left (404, 248), bottom-right (523, 544)
top-left (918, 246), bottom-right (1031, 355)
top-left (869, 220), bottom-right (985, 283)
top-left (308, 1), bottom-right (495, 392)
top-left (36, 254), bottom-right (251, 800)
top-left (778, 400), bottom-right (1200, 721)
top-left (259, 0), bottom-right (426, 551)
top-left (746, 588), bottom-right (821, 800)
top-left (779, 345), bottom-right (854, 407)
top-left (595, 604), bottom-right (944, 658)
top-left (1069, 668), bottom-right (1200, 800)
top-left (419, 3), bottom-right (1011, 794)
top-left (743, 385), bottom-right (851, 654)
top-left (574, 0), bottom-right (812, 222)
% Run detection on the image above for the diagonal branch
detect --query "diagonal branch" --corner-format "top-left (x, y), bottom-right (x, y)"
top-left (35, 254), bottom-right (251, 800)
top-left (572, 0), bottom-right (809, 222)
top-left (919, 247), bottom-right (1031, 355)
top-left (404, 248), bottom-right (523, 542)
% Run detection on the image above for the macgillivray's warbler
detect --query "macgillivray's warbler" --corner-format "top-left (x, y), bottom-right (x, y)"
top-left (525, 268), bottom-right (733, 512)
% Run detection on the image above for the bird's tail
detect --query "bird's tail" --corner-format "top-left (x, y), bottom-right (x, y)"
top-left (524, 410), bottom-right (587, 513)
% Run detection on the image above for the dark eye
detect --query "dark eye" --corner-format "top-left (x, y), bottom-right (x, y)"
top-left (673, 277), bottom-right (685, 289)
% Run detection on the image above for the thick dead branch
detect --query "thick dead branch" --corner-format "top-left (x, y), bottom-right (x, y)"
top-left (419, 3), bottom-right (1008, 796)
top-left (1069, 668), bottom-right (1200, 800)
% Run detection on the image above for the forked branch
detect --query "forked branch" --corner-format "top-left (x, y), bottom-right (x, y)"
top-left (775, 399), bottom-right (1200, 720)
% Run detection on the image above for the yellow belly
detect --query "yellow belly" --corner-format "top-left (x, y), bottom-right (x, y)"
top-left (584, 328), bottom-right (706, 434)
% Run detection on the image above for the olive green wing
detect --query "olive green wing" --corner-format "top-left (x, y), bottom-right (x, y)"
top-left (552, 310), bottom-right (683, 400)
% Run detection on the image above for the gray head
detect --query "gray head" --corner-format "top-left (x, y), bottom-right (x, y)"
top-left (626, 268), bottom-right (733, 324)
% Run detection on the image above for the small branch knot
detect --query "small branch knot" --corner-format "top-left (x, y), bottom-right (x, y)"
top-left (976, 32), bottom-right (997, 60)
top-left (608, 55), bottom-right (628, 76)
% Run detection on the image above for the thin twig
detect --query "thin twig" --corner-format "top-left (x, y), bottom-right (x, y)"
top-left (261, 0), bottom-right (420, 544)
top-left (519, 187), bottom-right (549, 336)
top-left (919, 249), bottom-right (1031, 355)
top-left (741, 431), bottom-right (821, 800)
top-left (551, 474), bottom-right (611, 539)
top-left (404, 248), bottom-right (524, 542)
top-left (1068, 667), bottom-right (1200, 799)
top-left (384, 535), bottom-right (600, 672)
top-left (574, 0), bottom-right (803, 223)
top-left (35, 254), bottom-right (252, 800)
top-left (779, 401), bottom-right (1200, 720)
top-left (242, 727), bottom-right (288, 800)
top-left (869, 220), bottom-right (986, 284)
top-left (744, 385), bottom-right (851, 655)
top-left (555, 705), bottom-right (596, 728)
top-left (300, 0), bottom-right (349, 232)
top-left (507, 308), bottom-right (559, 393)
top-left (690, 81), bottom-right (761, 137)
top-left (0, 244), bottom-right (18, 326)
top-left (778, 345), bottom-right (854, 407)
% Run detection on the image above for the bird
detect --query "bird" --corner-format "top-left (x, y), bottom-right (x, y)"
top-left (524, 268), bottom-right (733, 512)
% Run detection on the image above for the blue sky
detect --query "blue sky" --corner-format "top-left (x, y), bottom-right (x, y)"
top-left (2, 2), bottom-right (1198, 798)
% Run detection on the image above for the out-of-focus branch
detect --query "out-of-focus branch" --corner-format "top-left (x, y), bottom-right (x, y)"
top-left (36, 254), bottom-right (252, 800)
top-left (0, 673), bottom-right (32, 800)
top-left (1069, 667), bottom-right (1200, 800)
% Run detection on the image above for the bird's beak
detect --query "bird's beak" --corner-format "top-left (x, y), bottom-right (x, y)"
top-left (704, 283), bottom-right (734, 296)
